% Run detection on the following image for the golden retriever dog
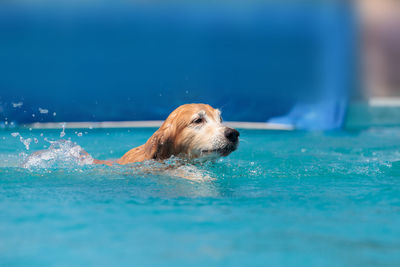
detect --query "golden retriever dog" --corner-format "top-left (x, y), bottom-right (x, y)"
top-left (94, 103), bottom-right (240, 166)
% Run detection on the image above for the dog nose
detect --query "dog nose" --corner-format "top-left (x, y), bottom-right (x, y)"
top-left (225, 128), bottom-right (240, 143)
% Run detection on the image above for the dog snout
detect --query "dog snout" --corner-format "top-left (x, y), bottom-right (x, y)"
top-left (224, 128), bottom-right (239, 143)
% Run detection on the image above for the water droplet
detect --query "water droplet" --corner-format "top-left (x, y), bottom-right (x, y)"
top-left (23, 138), bottom-right (31, 150)
top-left (12, 102), bottom-right (23, 108)
top-left (60, 123), bottom-right (66, 138)
top-left (38, 108), bottom-right (49, 114)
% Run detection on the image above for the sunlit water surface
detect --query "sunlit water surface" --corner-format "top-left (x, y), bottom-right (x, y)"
top-left (1, 128), bottom-right (400, 266)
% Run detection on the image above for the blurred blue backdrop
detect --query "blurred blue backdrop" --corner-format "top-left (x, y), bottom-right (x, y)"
top-left (0, 1), bottom-right (357, 129)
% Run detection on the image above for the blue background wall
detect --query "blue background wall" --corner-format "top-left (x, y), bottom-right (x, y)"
top-left (0, 2), bottom-right (356, 128)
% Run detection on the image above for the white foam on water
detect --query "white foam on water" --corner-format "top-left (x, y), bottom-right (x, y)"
top-left (168, 164), bottom-right (215, 181)
top-left (23, 139), bottom-right (94, 169)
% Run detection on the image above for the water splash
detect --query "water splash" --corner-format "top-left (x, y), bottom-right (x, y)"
top-left (60, 123), bottom-right (66, 138)
top-left (11, 132), bottom-right (32, 150)
top-left (23, 139), bottom-right (94, 169)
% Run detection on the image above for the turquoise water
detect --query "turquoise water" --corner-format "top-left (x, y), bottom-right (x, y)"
top-left (1, 128), bottom-right (400, 266)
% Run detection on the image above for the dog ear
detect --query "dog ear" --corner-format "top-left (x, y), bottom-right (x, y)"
top-left (144, 126), bottom-right (174, 160)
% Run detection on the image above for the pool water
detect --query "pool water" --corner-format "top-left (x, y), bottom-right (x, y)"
top-left (1, 127), bottom-right (400, 266)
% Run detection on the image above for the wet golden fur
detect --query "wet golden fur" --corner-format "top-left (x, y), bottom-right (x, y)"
top-left (94, 103), bottom-right (239, 166)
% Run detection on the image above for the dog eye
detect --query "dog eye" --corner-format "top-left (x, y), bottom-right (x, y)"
top-left (193, 118), bottom-right (204, 124)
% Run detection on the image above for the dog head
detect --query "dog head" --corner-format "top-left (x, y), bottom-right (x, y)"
top-left (144, 103), bottom-right (239, 160)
